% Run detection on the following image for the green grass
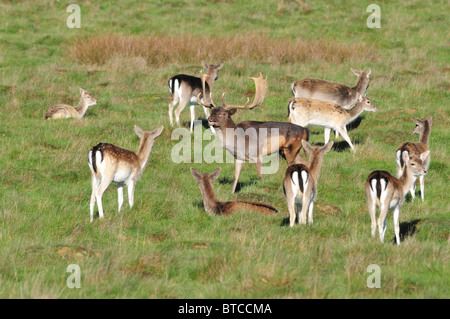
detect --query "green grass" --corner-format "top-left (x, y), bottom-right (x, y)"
top-left (0, 0), bottom-right (448, 298)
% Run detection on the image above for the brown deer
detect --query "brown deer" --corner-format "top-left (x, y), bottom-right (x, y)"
top-left (88, 125), bottom-right (163, 222)
top-left (291, 68), bottom-right (371, 108)
top-left (198, 72), bottom-right (309, 193)
top-left (365, 150), bottom-right (429, 245)
top-left (45, 88), bottom-right (98, 119)
top-left (283, 140), bottom-right (333, 227)
top-left (287, 93), bottom-right (377, 152)
top-left (191, 167), bottom-right (278, 215)
top-left (396, 116), bottom-right (432, 201)
top-left (168, 61), bottom-right (224, 132)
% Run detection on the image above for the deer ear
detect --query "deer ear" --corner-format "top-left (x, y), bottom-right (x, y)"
top-left (365, 68), bottom-right (372, 76)
top-left (322, 141), bottom-right (334, 153)
top-left (427, 115), bottom-right (433, 126)
top-left (411, 116), bottom-right (420, 124)
top-left (210, 167), bottom-right (221, 182)
top-left (402, 150), bottom-right (410, 163)
top-left (80, 88), bottom-right (86, 96)
top-left (202, 61), bottom-right (209, 70)
top-left (134, 125), bottom-right (144, 138)
top-left (301, 139), bottom-right (313, 153)
top-left (190, 168), bottom-right (202, 181)
top-left (356, 92), bottom-right (363, 102)
top-left (351, 68), bottom-right (361, 76)
top-left (217, 62), bottom-right (225, 69)
top-left (152, 126), bottom-right (164, 138)
top-left (228, 108), bottom-right (238, 116)
top-left (420, 150), bottom-right (430, 162)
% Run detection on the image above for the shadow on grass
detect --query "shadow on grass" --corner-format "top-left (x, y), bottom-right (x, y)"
top-left (218, 176), bottom-right (259, 193)
top-left (391, 219), bottom-right (422, 244)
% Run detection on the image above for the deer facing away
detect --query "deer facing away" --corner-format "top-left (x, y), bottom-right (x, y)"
top-left (191, 167), bottom-right (278, 215)
top-left (291, 68), bottom-right (371, 109)
top-left (288, 93), bottom-right (377, 152)
top-left (168, 61), bottom-right (224, 132)
top-left (365, 150), bottom-right (429, 245)
top-left (396, 116), bottom-right (432, 201)
top-left (198, 72), bottom-right (309, 193)
top-left (45, 88), bottom-right (98, 119)
top-left (283, 140), bottom-right (333, 227)
top-left (88, 125), bottom-right (163, 222)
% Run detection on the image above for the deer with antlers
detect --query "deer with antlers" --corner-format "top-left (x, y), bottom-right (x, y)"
top-left (198, 72), bottom-right (309, 193)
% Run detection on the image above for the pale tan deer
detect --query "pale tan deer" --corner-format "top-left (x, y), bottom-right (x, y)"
top-left (283, 140), bottom-right (333, 227)
top-left (291, 68), bottom-right (371, 108)
top-left (88, 125), bottom-right (163, 222)
top-left (365, 150), bottom-right (429, 245)
top-left (45, 88), bottom-right (98, 119)
top-left (168, 61), bottom-right (224, 132)
top-left (198, 72), bottom-right (309, 194)
top-left (191, 167), bottom-right (279, 215)
top-left (396, 116), bottom-right (432, 201)
top-left (288, 93), bottom-right (377, 152)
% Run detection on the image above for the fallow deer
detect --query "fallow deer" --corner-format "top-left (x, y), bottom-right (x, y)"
top-left (198, 72), bottom-right (309, 194)
top-left (287, 93), bottom-right (377, 152)
top-left (191, 167), bottom-right (279, 215)
top-left (44, 88), bottom-right (98, 119)
top-left (88, 125), bottom-right (163, 222)
top-left (168, 61), bottom-right (224, 132)
top-left (283, 140), bottom-right (333, 227)
top-left (291, 68), bottom-right (371, 108)
top-left (396, 116), bottom-right (432, 201)
top-left (365, 150), bottom-right (429, 245)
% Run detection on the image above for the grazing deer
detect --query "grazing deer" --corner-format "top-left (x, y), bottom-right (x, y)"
top-left (291, 68), bottom-right (371, 108)
top-left (396, 116), bottom-right (432, 201)
top-left (168, 61), bottom-right (224, 132)
top-left (287, 93), bottom-right (377, 152)
top-left (88, 125), bottom-right (163, 222)
top-left (191, 167), bottom-right (279, 215)
top-left (44, 88), bottom-right (98, 119)
top-left (283, 140), bottom-right (333, 227)
top-left (198, 72), bottom-right (309, 194)
top-left (365, 150), bottom-right (429, 245)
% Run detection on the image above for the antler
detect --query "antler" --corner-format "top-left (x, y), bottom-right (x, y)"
top-left (222, 73), bottom-right (267, 110)
top-left (197, 71), bottom-right (216, 108)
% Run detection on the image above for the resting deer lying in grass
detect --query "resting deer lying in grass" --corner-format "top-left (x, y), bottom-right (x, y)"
top-left (168, 61), bottom-right (224, 132)
top-left (291, 68), bottom-right (371, 108)
top-left (365, 150), bottom-right (428, 245)
top-left (88, 125), bottom-right (163, 222)
top-left (288, 93), bottom-right (377, 152)
top-left (191, 167), bottom-right (278, 215)
top-left (198, 72), bottom-right (309, 193)
top-left (45, 88), bottom-right (98, 119)
top-left (396, 116), bottom-right (432, 201)
top-left (283, 140), bottom-right (333, 227)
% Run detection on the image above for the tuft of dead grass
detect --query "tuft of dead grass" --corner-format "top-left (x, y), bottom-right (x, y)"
top-left (69, 33), bottom-right (378, 67)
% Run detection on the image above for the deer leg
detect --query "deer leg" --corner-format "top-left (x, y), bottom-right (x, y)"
top-left (127, 180), bottom-right (135, 209)
top-left (174, 98), bottom-right (189, 127)
top-left (168, 97), bottom-right (179, 127)
top-left (95, 177), bottom-right (113, 221)
top-left (189, 104), bottom-right (195, 132)
top-left (231, 160), bottom-right (244, 194)
top-left (308, 200), bottom-right (314, 225)
top-left (117, 183), bottom-right (124, 212)
top-left (90, 174), bottom-right (98, 223)
top-left (337, 126), bottom-right (355, 152)
top-left (393, 205), bottom-right (401, 245)
top-left (367, 191), bottom-right (377, 238)
top-left (324, 127), bottom-right (331, 144)
top-left (378, 203), bottom-right (389, 243)
top-left (419, 175), bottom-right (425, 202)
top-left (335, 130), bottom-right (340, 139)
top-left (287, 196), bottom-right (296, 228)
top-left (410, 179), bottom-right (416, 201)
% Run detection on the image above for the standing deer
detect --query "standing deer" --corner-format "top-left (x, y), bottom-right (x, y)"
top-left (191, 167), bottom-right (279, 215)
top-left (365, 150), bottom-right (429, 245)
top-left (396, 116), bottom-right (432, 201)
top-left (168, 61), bottom-right (224, 132)
top-left (88, 125), bottom-right (163, 222)
top-left (283, 140), bottom-right (333, 227)
top-left (45, 88), bottom-right (98, 119)
top-left (198, 72), bottom-right (309, 194)
top-left (291, 68), bottom-right (371, 108)
top-left (287, 93), bottom-right (377, 152)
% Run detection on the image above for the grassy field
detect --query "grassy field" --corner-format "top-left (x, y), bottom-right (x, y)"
top-left (0, 0), bottom-right (448, 298)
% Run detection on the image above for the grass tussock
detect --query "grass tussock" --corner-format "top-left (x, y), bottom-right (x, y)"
top-left (69, 33), bottom-right (378, 66)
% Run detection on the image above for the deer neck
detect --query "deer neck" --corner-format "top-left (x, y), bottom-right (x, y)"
top-left (346, 102), bottom-right (365, 123)
top-left (308, 152), bottom-right (324, 181)
top-left (399, 165), bottom-right (415, 197)
top-left (136, 136), bottom-right (154, 172)
top-left (352, 75), bottom-right (366, 94)
top-left (419, 123), bottom-right (431, 146)
top-left (74, 97), bottom-right (89, 118)
top-left (198, 180), bottom-right (220, 216)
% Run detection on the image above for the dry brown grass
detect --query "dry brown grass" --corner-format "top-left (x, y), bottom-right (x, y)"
top-left (69, 33), bottom-right (378, 67)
